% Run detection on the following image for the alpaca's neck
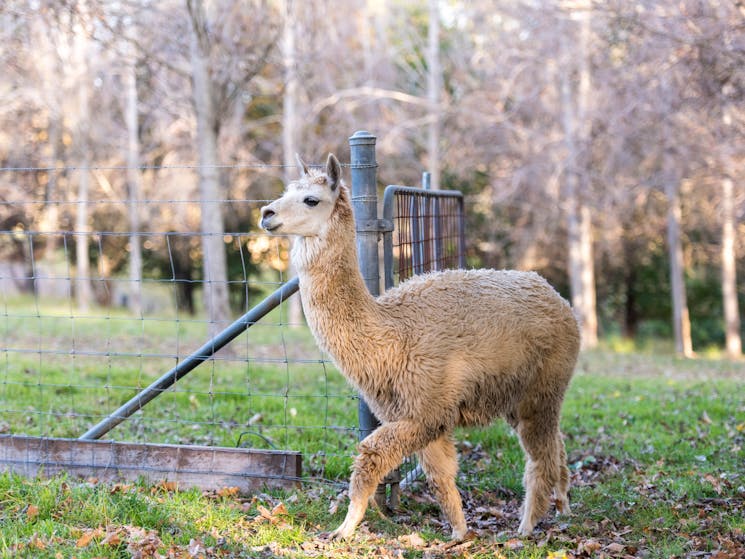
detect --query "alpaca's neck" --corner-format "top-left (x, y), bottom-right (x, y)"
top-left (290, 210), bottom-right (382, 384)
top-left (292, 227), bottom-right (379, 327)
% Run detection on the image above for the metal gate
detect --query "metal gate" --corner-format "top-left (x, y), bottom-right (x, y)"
top-left (349, 131), bottom-right (466, 506)
top-left (382, 183), bottom-right (466, 289)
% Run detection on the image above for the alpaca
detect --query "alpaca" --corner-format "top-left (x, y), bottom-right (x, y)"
top-left (260, 154), bottom-right (580, 540)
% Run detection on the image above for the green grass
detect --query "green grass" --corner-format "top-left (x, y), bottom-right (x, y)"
top-left (1, 354), bottom-right (742, 558)
top-left (1, 295), bottom-right (359, 478)
top-left (1, 295), bottom-right (744, 557)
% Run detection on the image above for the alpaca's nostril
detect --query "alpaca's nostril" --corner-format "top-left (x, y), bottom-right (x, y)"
top-left (260, 206), bottom-right (281, 232)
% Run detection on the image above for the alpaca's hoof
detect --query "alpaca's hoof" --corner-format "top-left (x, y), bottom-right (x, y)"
top-left (555, 498), bottom-right (571, 515)
top-left (517, 520), bottom-right (535, 537)
top-left (451, 527), bottom-right (467, 541)
top-left (451, 527), bottom-right (475, 542)
top-left (327, 522), bottom-right (355, 541)
top-left (323, 530), bottom-right (346, 541)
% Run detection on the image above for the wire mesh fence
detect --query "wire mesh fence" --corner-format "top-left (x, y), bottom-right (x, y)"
top-left (383, 184), bottom-right (466, 289)
top-left (0, 164), bottom-right (358, 481)
top-left (1, 157), bottom-right (466, 489)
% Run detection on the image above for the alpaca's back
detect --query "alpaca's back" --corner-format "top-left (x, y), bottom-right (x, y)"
top-left (378, 268), bottom-right (577, 354)
top-left (376, 268), bottom-right (580, 427)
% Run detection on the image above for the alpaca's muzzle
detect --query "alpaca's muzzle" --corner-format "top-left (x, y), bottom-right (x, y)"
top-left (260, 206), bottom-right (281, 232)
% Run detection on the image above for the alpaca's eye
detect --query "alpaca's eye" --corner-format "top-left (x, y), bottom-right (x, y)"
top-left (303, 197), bottom-right (320, 207)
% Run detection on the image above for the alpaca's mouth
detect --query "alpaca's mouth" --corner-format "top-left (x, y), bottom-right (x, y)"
top-left (261, 220), bottom-right (282, 233)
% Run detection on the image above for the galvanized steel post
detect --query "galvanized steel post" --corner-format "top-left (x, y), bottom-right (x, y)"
top-left (348, 130), bottom-right (380, 440)
top-left (349, 130), bottom-right (380, 299)
top-left (348, 130), bottom-right (400, 508)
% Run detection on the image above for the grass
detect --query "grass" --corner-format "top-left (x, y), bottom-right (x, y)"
top-left (1, 295), bottom-right (744, 557)
top-left (1, 294), bottom-right (359, 478)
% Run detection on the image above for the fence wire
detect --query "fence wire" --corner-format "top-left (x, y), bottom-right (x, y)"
top-left (0, 163), bottom-right (359, 481)
top-left (1, 162), bottom-right (467, 487)
top-left (384, 185), bottom-right (466, 289)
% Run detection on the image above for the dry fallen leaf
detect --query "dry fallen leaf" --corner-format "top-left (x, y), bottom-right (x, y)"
top-left (26, 504), bottom-right (39, 520)
top-left (110, 483), bottom-right (133, 494)
top-left (216, 486), bottom-right (239, 498)
top-left (76, 528), bottom-right (102, 548)
top-left (187, 538), bottom-right (206, 556)
top-left (704, 473), bottom-right (723, 495)
top-left (605, 541), bottom-right (626, 555)
top-left (398, 532), bottom-right (426, 547)
top-left (125, 526), bottom-right (162, 559)
top-left (271, 502), bottom-right (288, 517)
top-left (151, 480), bottom-right (179, 494)
top-left (577, 538), bottom-right (602, 554)
top-left (504, 538), bottom-right (524, 550)
top-left (102, 528), bottom-right (123, 546)
top-left (28, 535), bottom-right (46, 550)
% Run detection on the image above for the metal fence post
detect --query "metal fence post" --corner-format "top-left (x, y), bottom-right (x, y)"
top-left (349, 130), bottom-right (380, 298)
top-left (348, 130), bottom-right (400, 509)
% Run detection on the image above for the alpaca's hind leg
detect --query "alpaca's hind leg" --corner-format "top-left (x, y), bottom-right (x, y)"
top-left (553, 432), bottom-right (571, 515)
top-left (331, 420), bottom-right (431, 540)
top-left (417, 435), bottom-right (467, 540)
top-left (516, 415), bottom-right (561, 536)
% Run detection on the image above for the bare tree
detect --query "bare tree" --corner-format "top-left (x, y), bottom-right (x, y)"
top-left (184, 0), bottom-right (278, 334)
top-left (664, 149), bottom-right (694, 358)
top-left (72, 5), bottom-right (93, 311)
top-left (186, 0), bottom-right (232, 334)
top-left (560, 3), bottom-right (597, 348)
top-left (282, 0), bottom-right (303, 326)
top-left (124, 20), bottom-right (143, 315)
top-left (721, 174), bottom-right (742, 358)
top-left (33, 13), bottom-right (64, 260)
top-left (426, 0), bottom-right (441, 189)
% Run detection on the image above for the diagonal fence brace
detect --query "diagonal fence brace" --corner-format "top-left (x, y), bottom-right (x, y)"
top-left (79, 277), bottom-right (300, 441)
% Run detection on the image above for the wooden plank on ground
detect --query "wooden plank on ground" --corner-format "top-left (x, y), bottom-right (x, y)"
top-left (0, 435), bottom-right (301, 492)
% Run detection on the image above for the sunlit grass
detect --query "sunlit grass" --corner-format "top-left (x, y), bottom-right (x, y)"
top-left (1, 356), bottom-right (744, 558)
top-left (2, 291), bottom-right (744, 557)
top-left (1, 293), bottom-right (358, 480)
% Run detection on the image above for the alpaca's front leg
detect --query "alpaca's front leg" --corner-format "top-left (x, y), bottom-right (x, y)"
top-left (330, 420), bottom-right (431, 540)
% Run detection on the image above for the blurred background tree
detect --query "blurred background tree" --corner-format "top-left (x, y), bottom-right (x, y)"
top-left (0, 0), bottom-right (742, 356)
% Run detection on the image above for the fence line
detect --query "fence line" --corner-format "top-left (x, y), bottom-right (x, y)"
top-left (1, 137), bottom-right (466, 490)
top-left (1, 171), bottom-right (358, 481)
top-left (0, 162), bottom-right (377, 172)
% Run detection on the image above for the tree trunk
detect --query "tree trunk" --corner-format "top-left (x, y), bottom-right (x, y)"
top-left (125, 38), bottom-right (143, 316)
top-left (579, 203), bottom-right (597, 345)
top-left (35, 15), bottom-right (62, 261)
top-left (560, 5), bottom-right (597, 349)
top-left (282, 0), bottom-right (303, 326)
top-left (74, 15), bottom-right (93, 312)
top-left (187, 0), bottom-right (231, 335)
top-left (721, 176), bottom-right (742, 358)
top-left (426, 0), bottom-right (441, 190)
top-left (42, 109), bottom-right (61, 261)
top-left (664, 163), bottom-right (694, 357)
top-left (576, 7), bottom-right (597, 348)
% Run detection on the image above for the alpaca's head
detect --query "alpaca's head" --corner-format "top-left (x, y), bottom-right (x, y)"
top-left (260, 153), bottom-right (346, 238)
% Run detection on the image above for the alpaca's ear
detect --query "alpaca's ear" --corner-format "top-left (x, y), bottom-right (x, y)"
top-left (295, 153), bottom-right (310, 176)
top-left (326, 153), bottom-right (341, 191)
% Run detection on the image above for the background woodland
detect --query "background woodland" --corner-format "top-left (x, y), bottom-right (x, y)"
top-left (1, 0), bottom-right (743, 356)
